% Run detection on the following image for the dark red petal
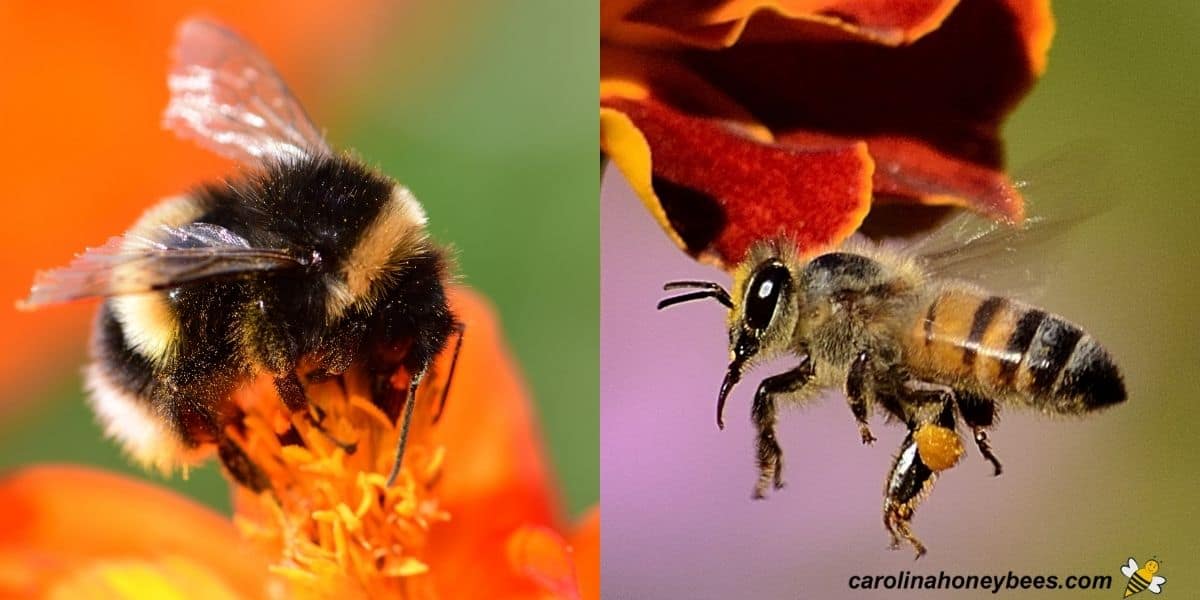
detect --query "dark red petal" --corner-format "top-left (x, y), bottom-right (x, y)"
top-left (780, 131), bottom-right (1023, 222)
top-left (602, 97), bottom-right (874, 267)
top-left (680, 0), bottom-right (1052, 183)
top-left (607, 0), bottom-right (964, 48)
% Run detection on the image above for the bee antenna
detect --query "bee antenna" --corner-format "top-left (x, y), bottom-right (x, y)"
top-left (663, 280), bottom-right (725, 291)
top-left (657, 281), bottom-right (733, 310)
top-left (657, 291), bottom-right (733, 310)
top-left (386, 369), bottom-right (425, 487)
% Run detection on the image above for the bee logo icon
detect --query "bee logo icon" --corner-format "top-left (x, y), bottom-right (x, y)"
top-left (1122, 557), bottom-right (1166, 597)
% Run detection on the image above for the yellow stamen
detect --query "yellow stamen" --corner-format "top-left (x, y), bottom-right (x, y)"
top-left (228, 364), bottom-right (450, 598)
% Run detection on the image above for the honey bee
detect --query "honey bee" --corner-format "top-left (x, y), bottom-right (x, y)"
top-left (658, 211), bottom-right (1126, 556)
top-left (19, 19), bottom-right (461, 490)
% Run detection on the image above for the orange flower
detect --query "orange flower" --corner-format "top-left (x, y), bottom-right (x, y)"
top-left (601, 0), bottom-right (1055, 268)
top-left (0, 289), bottom-right (598, 599)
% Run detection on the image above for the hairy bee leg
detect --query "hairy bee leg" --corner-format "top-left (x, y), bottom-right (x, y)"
top-left (274, 372), bottom-right (307, 411)
top-left (972, 428), bottom-right (1003, 476)
top-left (307, 320), bottom-right (368, 383)
top-left (217, 435), bottom-right (271, 493)
top-left (275, 372), bottom-right (358, 454)
top-left (304, 411), bottom-right (359, 454)
top-left (883, 383), bottom-right (960, 558)
top-left (883, 431), bottom-right (935, 559)
top-left (750, 357), bottom-right (814, 499)
top-left (955, 389), bottom-right (1002, 476)
top-left (845, 351), bottom-right (876, 445)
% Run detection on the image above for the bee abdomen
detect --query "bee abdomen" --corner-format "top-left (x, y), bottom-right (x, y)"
top-left (909, 289), bottom-right (1125, 412)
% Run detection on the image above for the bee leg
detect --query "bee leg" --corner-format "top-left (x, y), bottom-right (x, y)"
top-left (431, 322), bottom-right (466, 424)
top-left (274, 372), bottom-right (358, 454)
top-left (750, 356), bottom-right (815, 499)
top-left (154, 376), bottom-right (269, 492)
top-left (274, 371), bottom-right (307, 412)
top-left (972, 429), bottom-right (1002, 476)
top-left (306, 320), bottom-right (368, 383)
top-left (955, 389), bottom-right (1002, 476)
top-left (883, 430), bottom-right (934, 559)
top-left (845, 351), bottom-right (876, 445)
top-left (217, 435), bottom-right (272, 493)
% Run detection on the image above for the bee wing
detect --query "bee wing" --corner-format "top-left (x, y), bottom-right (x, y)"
top-left (1148, 576), bottom-right (1165, 593)
top-left (163, 18), bottom-right (333, 166)
top-left (20, 223), bottom-right (305, 308)
top-left (906, 208), bottom-right (1093, 299)
top-left (906, 149), bottom-right (1115, 299)
top-left (1121, 558), bottom-right (1138, 577)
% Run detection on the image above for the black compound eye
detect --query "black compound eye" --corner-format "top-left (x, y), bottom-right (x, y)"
top-left (744, 262), bottom-right (790, 330)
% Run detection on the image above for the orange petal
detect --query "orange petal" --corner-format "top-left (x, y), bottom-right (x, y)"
top-left (32, 556), bottom-right (244, 600)
top-left (506, 526), bottom-right (580, 600)
top-left (602, 97), bottom-right (874, 267)
top-left (569, 508), bottom-right (600, 600)
top-left (0, 466), bottom-right (270, 598)
top-left (426, 288), bottom-right (564, 598)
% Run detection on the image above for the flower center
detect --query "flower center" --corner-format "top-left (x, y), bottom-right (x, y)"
top-left (227, 366), bottom-right (449, 599)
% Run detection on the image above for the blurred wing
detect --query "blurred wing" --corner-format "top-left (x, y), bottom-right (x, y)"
top-left (163, 17), bottom-right (333, 165)
top-left (21, 223), bottom-right (304, 308)
top-left (905, 148), bottom-right (1115, 299)
top-left (1148, 576), bottom-right (1165, 593)
top-left (906, 208), bottom-right (1089, 298)
top-left (1121, 558), bottom-right (1138, 577)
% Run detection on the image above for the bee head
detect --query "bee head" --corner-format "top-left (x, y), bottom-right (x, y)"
top-left (657, 239), bottom-right (800, 429)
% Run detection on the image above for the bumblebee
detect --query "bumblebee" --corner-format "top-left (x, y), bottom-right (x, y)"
top-left (19, 19), bottom-right (461, 489)
top-left (658, 211), bottom-right (1126, 556)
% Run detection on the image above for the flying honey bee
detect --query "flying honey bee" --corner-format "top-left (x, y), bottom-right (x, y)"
top-left (657, 209), bottom-right (1126, 556)
top-left (19, 19), bottom-right (461, 490)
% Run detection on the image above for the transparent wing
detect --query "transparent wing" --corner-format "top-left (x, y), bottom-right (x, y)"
top-left (1148, 576), bottom-right (1165, 593)
top-left (163, 17), bottom-right (332, 165)
top-left (903, 147), bottom-right (1117, 299)
top-left (906, 206), bottom-right (1092, 299)
top-left (20, 223), bottom-right (306, 308)
top-left (1121, 558), bottom-right (1138, 577)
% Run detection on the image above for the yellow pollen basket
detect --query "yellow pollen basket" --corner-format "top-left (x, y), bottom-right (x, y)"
top-left (913, 424), bottom-right (965, 472)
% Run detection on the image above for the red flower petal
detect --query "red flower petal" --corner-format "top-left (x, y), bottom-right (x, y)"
top-left (602, 0), bottom-right (1054, 262)
top-left (606, 0), bottom-right (963, 48)
top-left (679, 0), bottom-right (1051, 205)
top-left (602, 97), bottom-right (874, 266)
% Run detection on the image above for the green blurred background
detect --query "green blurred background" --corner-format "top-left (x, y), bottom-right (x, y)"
top-left (996, 0), bottom-right (1200, 590)
top-left (0, 0), bottom-right (597, 517)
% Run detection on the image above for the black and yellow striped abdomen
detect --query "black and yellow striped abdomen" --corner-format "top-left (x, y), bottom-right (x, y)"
top-left (1124, 571), bottom-right (1150, 597)
top-left (904, 287), bottom-right (1126, 413)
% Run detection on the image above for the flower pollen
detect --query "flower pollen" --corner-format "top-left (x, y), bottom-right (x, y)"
top-left (228, 365), bottom-right (450, 599)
